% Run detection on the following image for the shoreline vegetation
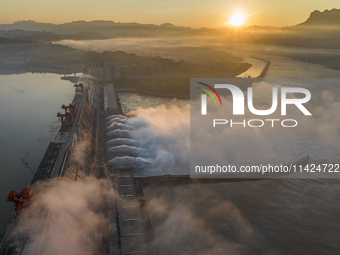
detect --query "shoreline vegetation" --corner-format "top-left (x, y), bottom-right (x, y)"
top-left (114, 57), bottom-right (270, 99)
top-left (0, 43), bottom-right (252, 98)
top-left (87, 50), bottom-right (251, 98)
top-left (61, 55), bottom-right (272, 101)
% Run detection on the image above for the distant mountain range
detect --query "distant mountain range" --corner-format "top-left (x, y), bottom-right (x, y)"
top-left (0, 20), bottom-right (198, 39)
top-left (298, 9), bottom-right (340, 26)
top-left (0, 30), bottom-right (107, 42)
top-left (0, 8), bottom-right (339, 35)
top-left (1, 9), bottom-right (340, 75)
top-left (0, 9), bottom-right (339, 49)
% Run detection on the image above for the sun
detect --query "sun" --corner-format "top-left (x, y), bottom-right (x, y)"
top-left (229, 13), bottom-right (246, 27)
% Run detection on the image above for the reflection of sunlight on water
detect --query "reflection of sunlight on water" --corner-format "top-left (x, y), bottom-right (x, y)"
top-left (237, 54), bottom-right (340, 78)
top-left (237, 57), bottom-right (267, 78)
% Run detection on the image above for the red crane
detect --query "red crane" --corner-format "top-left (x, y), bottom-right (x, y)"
top-left (74, 83), bottom-right (84, 92)
top-left (7, 188), bottom-right (34, 216)
top-left (57, 111), bottom-right (74, 126)
top-left (61, 103), bottom-right (75, 115)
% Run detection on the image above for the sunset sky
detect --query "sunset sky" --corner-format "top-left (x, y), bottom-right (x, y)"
top-left (0, 0), bottom-right (339, 28)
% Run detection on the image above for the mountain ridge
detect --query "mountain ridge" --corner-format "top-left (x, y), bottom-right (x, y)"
top-left (298, 8), bottom-right (340, 26)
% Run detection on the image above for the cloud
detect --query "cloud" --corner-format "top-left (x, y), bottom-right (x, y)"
top-left (110, 80), bottom-right (340, 177)
top-left (126, 104), bottom-right (190, 176)
top-left (145, 185), bottom-right (278, 255)
top-left (13, 177), bottom-right (115, 255)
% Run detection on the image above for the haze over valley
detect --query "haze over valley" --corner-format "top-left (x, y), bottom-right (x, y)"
top-left (1, 9), bottom-right (340, 79)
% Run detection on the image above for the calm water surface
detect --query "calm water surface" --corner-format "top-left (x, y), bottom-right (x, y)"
top-left (0, 73), bottom-right (75, 233)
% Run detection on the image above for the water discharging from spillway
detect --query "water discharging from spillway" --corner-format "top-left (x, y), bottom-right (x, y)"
top-left (106, 122), bottom-right (134, 131)
top-left (107, 138), bottom-right (139, 147)
top-left (106, 115), bottom-right (128, 121)
top-left (107, 129), bottom-right (131, 139)
top-left (108, 156), bottom-right (154, 170)
top-left (106, 105), bottom-right (190, 176)
top-left (107, 145), bottom-right (148, 158)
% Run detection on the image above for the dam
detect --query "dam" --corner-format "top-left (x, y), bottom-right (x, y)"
top-left (0, 62), bottom-right (160, 255)
top-left (0, 60), bottom-right (307, 255)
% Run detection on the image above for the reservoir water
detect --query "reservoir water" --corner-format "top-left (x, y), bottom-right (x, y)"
top-left (0, 73), bottom-right (75, 234)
